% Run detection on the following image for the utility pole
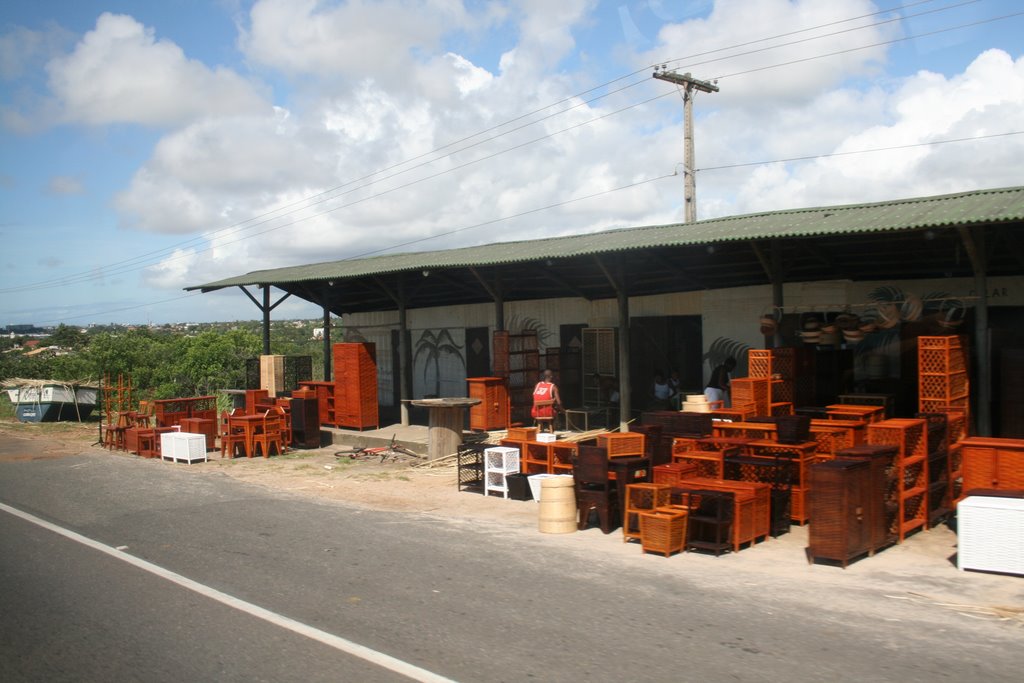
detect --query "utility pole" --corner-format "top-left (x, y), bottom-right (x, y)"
top-left (653, 68), bottom-right (719, 223)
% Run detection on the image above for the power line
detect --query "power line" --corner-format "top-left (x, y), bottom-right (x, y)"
top-left (6, 2), bottom-right (1016, 299)
top-left (696, 131), bottom-right (1024, 172)
top-left (3, 1), bottom-right (962, 293)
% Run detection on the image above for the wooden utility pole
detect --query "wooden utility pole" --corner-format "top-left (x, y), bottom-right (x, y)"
top-left (653, 68), bottom-right (719, 223)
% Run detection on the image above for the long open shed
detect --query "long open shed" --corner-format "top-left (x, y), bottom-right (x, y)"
top-left (187, 185), bottom-right (1024, 436)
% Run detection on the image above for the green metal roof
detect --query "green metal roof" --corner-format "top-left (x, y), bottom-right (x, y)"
top-left (187, 185), bottom-right (1024, 292)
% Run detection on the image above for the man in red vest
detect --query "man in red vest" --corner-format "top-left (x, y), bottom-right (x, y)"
top-left (531, 369), bottom-right (562, 432)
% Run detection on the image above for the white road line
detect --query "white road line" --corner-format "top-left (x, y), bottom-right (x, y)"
top-left (1, 501), bottom-right (457, 683)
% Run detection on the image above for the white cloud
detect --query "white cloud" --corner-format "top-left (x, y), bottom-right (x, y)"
top-left (716, 48), bottom-right (1024, 213)
top-left (239, 0), bottom-right (470, 85)
top-left (46, 13), bottom-right (269, 127)
top-left (118, 2), bottom-right (1022, 300)
top-left (644, 0), bottom-right (892, 105)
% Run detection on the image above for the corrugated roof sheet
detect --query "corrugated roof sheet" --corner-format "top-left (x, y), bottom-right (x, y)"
top-left (187, 185), bottom-right (1024, 292)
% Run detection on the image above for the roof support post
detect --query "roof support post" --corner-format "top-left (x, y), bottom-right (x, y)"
top-left (321, 300), bottom-right (332, 382)
top-left (958, 226), bottom-right (991, 436)
top-left (238, 284), bottom-right (293, 355)
top-left (398, 296), bottom-right (410, 426)
top-left (595, 255), bottom-right (631, 430)
top-left (770, 241), bottom-right (784, 349)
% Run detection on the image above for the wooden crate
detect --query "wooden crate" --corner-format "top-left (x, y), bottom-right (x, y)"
top-left (623, 483), bottom-right (671, 543)
top-left (638, 509), bottom-right (688, 557)
top-left (731, 378), bottom-right (770, 416)
top-left (598, 432), bottom-right (645, 458)
top-left (653, 462), bottom-right (700, 486)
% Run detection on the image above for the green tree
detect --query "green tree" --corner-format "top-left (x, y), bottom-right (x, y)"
top-left (170, 329), bottom-right (262, 396)
top-left (49, 324), bottom-right (89, 349)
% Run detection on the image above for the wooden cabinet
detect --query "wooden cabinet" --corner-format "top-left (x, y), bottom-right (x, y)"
top-left (467, 377), bottom-right (508, 431)
top-left (332, 343), bottom-right (378, 430)
top-left (959, 437), bottom-right (1024, 496)
top-left (807, 459), bottom-right (877, 567)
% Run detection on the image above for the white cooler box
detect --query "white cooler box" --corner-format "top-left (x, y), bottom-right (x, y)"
top-left (160, 432), bottom-right (208, 464)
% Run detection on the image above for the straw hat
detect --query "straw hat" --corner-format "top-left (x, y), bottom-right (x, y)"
top-left (836, 312), bottom-right (860, 331)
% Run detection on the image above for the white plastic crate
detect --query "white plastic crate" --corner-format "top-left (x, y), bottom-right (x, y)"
top-left (957, 495), bottom-right (1024, 576)
top-left (161, 432), bottom-right (208, 464)
top-left (484, 446), bottom-right (520, 498)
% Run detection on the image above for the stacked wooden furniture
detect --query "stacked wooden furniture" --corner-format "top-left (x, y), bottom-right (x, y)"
top-left (866, 418), bottom-right (928, 542)
top-left (333, 342), bottom-right (378, 430)
top-left (296, 343), bottom-right (378, 430)
top-left (153, 396), bottom-right (217, 428)
top-left (297, 380), bottom-right (335, 427)
top-left (917, 335), bottom-right (969, 416)
top-left (492, 331), bottom-right (539, 426)
top-left (466, 377), bottom-right (509, 431)
top-left (731, 377), bottom-right (770, 416)
top-left (640, 411), bottom-right (713, 465)
top-left (748, 348), bottom-right (796, 415)
top-left (623, 483), bottom-right (671, 543)
top-left (675, 477), bottom-right (770, 551)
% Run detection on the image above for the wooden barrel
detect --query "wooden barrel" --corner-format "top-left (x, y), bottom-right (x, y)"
top-left (538, 476), bottom-right (577, 534)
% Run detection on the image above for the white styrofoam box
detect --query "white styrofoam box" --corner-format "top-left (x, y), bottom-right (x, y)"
top-left (957, 495), bottom-right (1024, 576)
top-left (536, 433), bottom-right (557, 443)
top-left (527, 473), bottom-right (573, 503)
top-left (161, 432), bottom-right (208, 464)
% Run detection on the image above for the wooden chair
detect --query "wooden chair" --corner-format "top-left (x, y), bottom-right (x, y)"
top-left (220, 410), bottom-right (247, 458)
top-left (573, 445), bottom-right (619, 534)
top-left (271, 406), bottom-right (292, 447)
top-left (251, 411), bottom-right (285, 458)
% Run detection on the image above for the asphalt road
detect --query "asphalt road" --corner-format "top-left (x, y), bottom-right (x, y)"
top-left (0, 443), bottom-right (1020, 682)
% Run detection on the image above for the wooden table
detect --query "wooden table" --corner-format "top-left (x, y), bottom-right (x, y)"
top-left (410, 398), bottom-right (481, 460)
top-left (226, 414), bottom-right (268, 457)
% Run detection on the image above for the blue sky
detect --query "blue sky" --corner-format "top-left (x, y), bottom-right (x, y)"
top-left (1, 0), bottom-right (1022, 327)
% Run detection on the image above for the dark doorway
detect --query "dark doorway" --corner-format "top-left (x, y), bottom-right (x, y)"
top-left (629, 316), bottom-right (703, 412)
top-left (465, 327), bottom-right (491, 378)
top-left (559, 324), bottom-right (586, 408)
top-left (991, 306), bottom-right (1024, 438)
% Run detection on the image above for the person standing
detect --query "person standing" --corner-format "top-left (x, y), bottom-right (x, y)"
top-left (531, 369), bottom-right (562, 432)
top-left (704, 357), bottom-right (736, 408)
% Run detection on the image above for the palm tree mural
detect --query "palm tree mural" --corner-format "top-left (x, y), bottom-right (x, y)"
top-left (413, 329), bottom-right (465, 397)
top-left (703, 337), bottom-right (752, 377)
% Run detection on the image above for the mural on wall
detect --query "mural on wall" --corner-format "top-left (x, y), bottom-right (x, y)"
top-left (703, 337), bottom-right (752, 379)
top-left (413, 329), bottom-right (466, 398)
top-left (505, 314), bottom-right (555, 347)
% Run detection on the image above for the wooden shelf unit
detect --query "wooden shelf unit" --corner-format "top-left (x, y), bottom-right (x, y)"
top-left (866, 418), bottom-right (928, 542)
top-left (917, 335), bottom-right (970, 415)
top-left (493, 331), bottom-right (539, 426)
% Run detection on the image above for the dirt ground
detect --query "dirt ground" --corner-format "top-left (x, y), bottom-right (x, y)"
top-left (3, 418), bottom-right (1023, 625)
